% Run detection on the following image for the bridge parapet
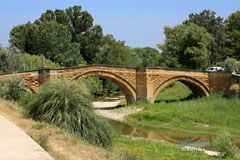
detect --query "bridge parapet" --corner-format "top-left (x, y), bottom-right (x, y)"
top-left (0, 65), bottom-right (236, 103)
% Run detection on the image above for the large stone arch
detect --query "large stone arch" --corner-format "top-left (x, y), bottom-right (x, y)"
top-left (71, 71), bottom-right (136, 105)
top-left (153, 76), bottom-right (210, 101)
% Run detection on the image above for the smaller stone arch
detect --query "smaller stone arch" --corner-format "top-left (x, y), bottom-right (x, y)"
top-left (153, 76), bottom-right (210, 101)
top-left (71, 71), bottom-right (136, 105)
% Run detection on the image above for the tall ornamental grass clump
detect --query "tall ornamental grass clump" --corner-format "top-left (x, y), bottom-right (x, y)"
top-left (27, 79), bottom-right (112, 148)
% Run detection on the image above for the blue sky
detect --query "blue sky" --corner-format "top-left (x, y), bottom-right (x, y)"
top-left (0, 0), bottom-right (239, 48)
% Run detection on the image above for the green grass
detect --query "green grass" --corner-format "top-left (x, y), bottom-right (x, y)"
top-left (33, 135), bottom-right (49, 151)
top-left (127, 95), bottom-right (240, 134)
top-left (112, 135), bottom-right (221, 160)
top-left (126, 81), bottom-right (240, 135)
top-left (155, 81), bottom-right (193, 102)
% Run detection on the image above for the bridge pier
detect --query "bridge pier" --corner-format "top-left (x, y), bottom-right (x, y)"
top-left (136, 68), bottom-right (154, 103)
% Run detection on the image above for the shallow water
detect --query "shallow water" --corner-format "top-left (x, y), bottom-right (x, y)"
top-left (109, 119), bottom-right (240, 150)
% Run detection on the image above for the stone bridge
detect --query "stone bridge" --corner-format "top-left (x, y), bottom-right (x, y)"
top-left (0, 65), bottom-right (235, 104)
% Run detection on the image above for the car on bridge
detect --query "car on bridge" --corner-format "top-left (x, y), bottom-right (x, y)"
top-left (206, 67), bottom-right (225, 72)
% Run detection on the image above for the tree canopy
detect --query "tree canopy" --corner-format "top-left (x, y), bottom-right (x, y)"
top-left (225, 10), bottom-right (240, 60)
top-left (9, 5), bottom-right (103, 66)
top-left (184, 10), bottom-right (226, 64)
top-left (158, 23), bottom-right (213, 69)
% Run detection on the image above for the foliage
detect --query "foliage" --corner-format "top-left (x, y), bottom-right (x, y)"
top-left (37, 21), bottom-right (82, 66)
top-left (219, 57), bottom-right (240, 72)
top-left (184, 10), bottom-right (227, 64)
top-left (0, 74), bottom-right (26, 101)
top-left (27, 79), bottom-right (112, 147)
top-left (0, 44), bottom-right (60, 73)
top-left (9, 5), bottom-right (103, 65)
top-left (132, 47), bottom-right (161, 67)
top-left (82, 77), bottom-right (104, 96)
top-left (225, 10), bottom-right (240, 60)
top-left (158, 23), bottom-right (213, 70)
top-left (215, 130), bottom-right (239, 158)
top-left (18, 91), bottom-right (34, 108)
top-left (94, 34), bottom-right (133, 66)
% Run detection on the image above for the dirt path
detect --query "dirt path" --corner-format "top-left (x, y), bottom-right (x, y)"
top-left (93, 96), bottom-right (142, 121)
top-left (96, 108), bottom-right (143, 121)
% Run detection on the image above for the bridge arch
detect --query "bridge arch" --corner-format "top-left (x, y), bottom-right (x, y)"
top-left (153, 76), bottom-right (210, 101)
top-left (71, 71), bottom-right (136, 105)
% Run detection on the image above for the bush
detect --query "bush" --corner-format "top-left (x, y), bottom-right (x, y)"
top-left (27, 79), bottom-right (112, 148)
top-left (215, 130), bottom-right (239, 158)
top-left (1, 74), bottom-right (26, 101)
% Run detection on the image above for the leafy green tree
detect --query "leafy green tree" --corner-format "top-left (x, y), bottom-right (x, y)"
top-left (9, 22), bottom-right (39, 55)
top-left (219, 57), bottom-right (240, 72)
top-left (0, 44), bottom-right (60, 73)
top-left (225, 10), bottom-right (240, 60)
top-left (133, 47), bottom-right (161, 67)
top-left (82, 77), bottom-right (104, 96)
top-left (0, 44), bottom-right (9, 73)
top-left (94, 35), bottom-right (133, 66)
top-left (37, 21), bottom-right (81, 66)
top-left (158, 23), bottom-right (213, 69)
top-left (9, 5), bottom-right (103, 66)
top-left (38, 5), bottom-right (103, 64)
top-left (184, 10), bottom-right (227, 64)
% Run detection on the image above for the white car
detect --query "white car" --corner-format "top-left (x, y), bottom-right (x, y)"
top-left (206, 67), bottom-right (225, 72)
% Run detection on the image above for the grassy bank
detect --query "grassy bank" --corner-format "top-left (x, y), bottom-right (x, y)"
top-left (112, 135), bottom-right (220, 160)
top-left (126, 82), bottom-right (240, 135)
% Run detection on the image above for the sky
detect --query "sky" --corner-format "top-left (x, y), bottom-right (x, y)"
top-left (0, 0), bottom-right (240, 48)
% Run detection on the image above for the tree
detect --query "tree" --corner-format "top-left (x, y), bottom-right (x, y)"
top-left (0, 44), bottom-right (60, 73)
top-left (37, 21), bottom-right (82, 66)
top-left (220, 58), bottom-right (240, 72)
top-left (158, 23), bottom-right (213, 70)
top-left (94, 34), bottom-right (133, 66)
top-left (184, 10), bottom-right (227, 64)
top-left (225, 10), bottom-right (240, 60)
top-left (9, 5), bottom-right (103, 66)
top-left (9, 22), bottom-right (39, 55)
top-left (133, 47), bottom-right (161, 67)
top-left (0, 44), bottom-right (9, 73)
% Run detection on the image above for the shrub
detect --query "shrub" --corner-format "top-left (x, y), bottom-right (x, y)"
top-left (1, 74), bottom-right (25, 101)
top-left (27, 79), bottom-right (112, 148)
top-left (215, 129), bottom-right (239, 158)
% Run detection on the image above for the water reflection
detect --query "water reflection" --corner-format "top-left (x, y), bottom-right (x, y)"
top-left (109, 119), bottom-right (240, 150)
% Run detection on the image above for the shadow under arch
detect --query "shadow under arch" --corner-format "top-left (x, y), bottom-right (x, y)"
top-left (153, 76), bottom-right (210, 102)
top-left (71, 71), bottom-right (136, 105)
